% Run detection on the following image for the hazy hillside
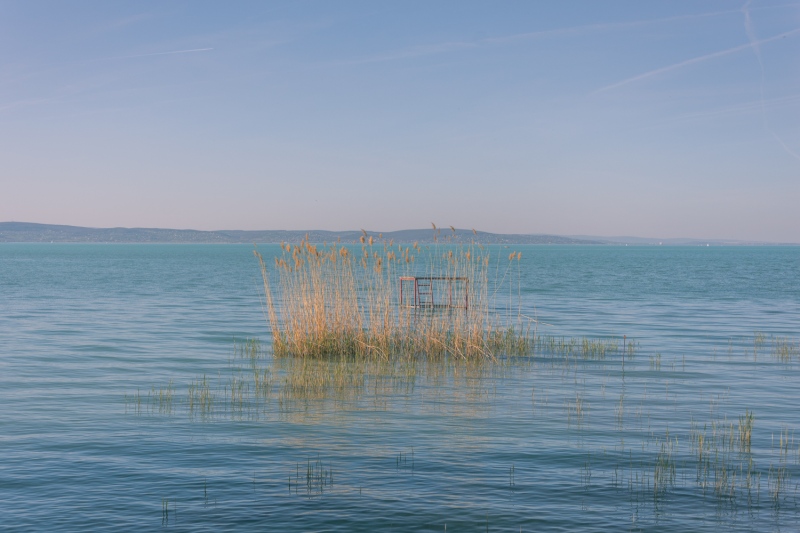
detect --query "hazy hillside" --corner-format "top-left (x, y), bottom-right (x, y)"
top-left (0, 222), bottom-right (603, 245)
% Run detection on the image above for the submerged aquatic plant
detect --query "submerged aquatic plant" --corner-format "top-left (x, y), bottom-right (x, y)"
top-left (772, 336), bottom-right (799, 362)
top-left (653, 433), bottom-right (676, 499)
top-left (739, 410), bottom-right (755, 452)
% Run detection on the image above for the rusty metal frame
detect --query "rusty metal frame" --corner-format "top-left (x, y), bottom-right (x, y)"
top-left (399, 276), bottom-right (469, 310)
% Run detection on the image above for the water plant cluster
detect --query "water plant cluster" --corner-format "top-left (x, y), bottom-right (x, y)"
top-left (255, 227), bottom-right (531, 361)
top-left (128, 332), bottom-right (800, 527)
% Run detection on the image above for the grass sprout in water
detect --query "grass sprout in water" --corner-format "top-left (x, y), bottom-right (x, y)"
top-left (772, 337), bottom-right (800, 362)
top-left (127, 311), bottom-right (800, 527)
top-left (289, 456), bottom-right (334, 497)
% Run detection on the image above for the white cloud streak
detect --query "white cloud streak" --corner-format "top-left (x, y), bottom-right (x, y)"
top-left (123, 47), bottom-right (214, 59)
top-left (655, 94), bottom-right (800, 125)
top-left (595, 26), bottom-right (800, 93)
top-left (742, 1), bottom-right (800, 163)
top-left (339, 9), bottom-right (740, 66)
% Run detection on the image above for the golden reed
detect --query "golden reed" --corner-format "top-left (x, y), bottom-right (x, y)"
top-left (255, 229), bottom-right (529, 360)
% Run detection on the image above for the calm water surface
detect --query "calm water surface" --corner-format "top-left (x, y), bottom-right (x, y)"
top-left (1, 244), bottom-right (799, 531)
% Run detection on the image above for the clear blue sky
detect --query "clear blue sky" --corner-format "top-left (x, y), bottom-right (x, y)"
top-left (1, 1), bottom-right (799, 241)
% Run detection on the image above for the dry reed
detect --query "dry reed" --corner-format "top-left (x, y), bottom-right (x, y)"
top-left (255, 231), bottom-right (530, 360)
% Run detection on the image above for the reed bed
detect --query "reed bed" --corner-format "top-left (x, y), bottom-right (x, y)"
top-left (255, 229), bottom-right (530, 361)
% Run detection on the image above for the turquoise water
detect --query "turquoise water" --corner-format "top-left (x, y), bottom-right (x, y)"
top-left (1, 244), bottom-right (799, 531)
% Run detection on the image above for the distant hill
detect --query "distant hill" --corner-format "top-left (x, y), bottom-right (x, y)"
top-left (5, 222), bottom-right (789, 245)
top-left (0, 222), bottom-right (603, 245)
top-left (568, 235), bottom-right (796, 246)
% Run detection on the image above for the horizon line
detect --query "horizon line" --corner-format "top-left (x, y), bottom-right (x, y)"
top-left (0, 221), bottom-right (796, 245)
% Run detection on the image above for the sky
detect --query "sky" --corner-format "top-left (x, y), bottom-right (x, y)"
top-left (1, 1), bottom-right (799, 241)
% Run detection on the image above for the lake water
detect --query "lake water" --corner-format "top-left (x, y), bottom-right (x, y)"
top-left (1, 243), bottom-right (799, 531)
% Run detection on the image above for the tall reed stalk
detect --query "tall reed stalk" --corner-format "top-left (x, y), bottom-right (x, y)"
top-left (255, 230), bottom-right (528, 360)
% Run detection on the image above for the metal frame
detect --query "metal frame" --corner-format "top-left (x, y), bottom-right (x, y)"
top-left (399, 276), bottom-right (469, 310)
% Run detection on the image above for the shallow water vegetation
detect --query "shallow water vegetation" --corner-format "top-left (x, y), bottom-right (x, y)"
top-left (682, 409), bottom-right (799, 510)
top-left (743, 332), bottom-right (799, 363)
top-left (123, 388), bottom-right (145, 415)
top-left (772, 336), bottom-right (799, 362)
top-left (614, 392), bottom-right (625, 429)
top-left (649, 353), bottom-right (662, 371)
top-left (739, 410), bottom-right (755, 452)
top-left (289, 456), bottom-right (334, 497)
top-left (125, 380), bottom-right (174, 415)
top-left (533, 335), bottom-right (627, 361)
top-left (127, 339), bottom-right (506, 421)
top-left (566, 392), bottom-right (587, 427)
top-left (131, 328), bottom-right (638, 423)
top-left (255, 231), bottom-right (535, 361)
top-left (161, 498), bottom-right (173, 526)
top-left (130, 330), bottom-right (800, 522)
top-left (768, 464), bottom-right (790, 508)
top-left (127, 332), bottom-right (800, 526)
top-left (754, 331), bottom-right (767, 358)
top-left (188, 375), bottom-right (214, 418)
top-left (653, 433), bottom-right (677, 499)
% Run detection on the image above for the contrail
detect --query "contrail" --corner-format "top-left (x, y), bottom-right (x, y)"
top-left (594, 27), bottom-right (800, 93)
top-left (742, 1), bottom-right (800, 162)
top-left (657, 94), bottom-right (800, 124)
top-left (341, 9), bottom-right (739, 66)
top-left (125, 47), bottom-right (213, 59)
top-left (0, 47), bottom-right (215, 93)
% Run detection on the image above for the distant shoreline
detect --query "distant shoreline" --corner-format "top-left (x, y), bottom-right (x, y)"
top-left (0, 222), bottom-right (794, 246)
